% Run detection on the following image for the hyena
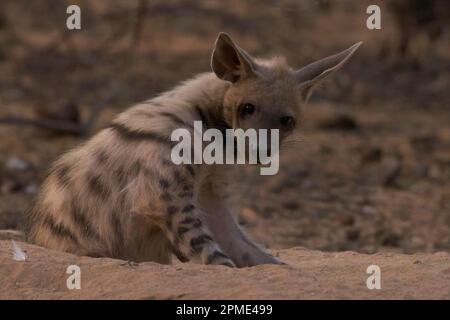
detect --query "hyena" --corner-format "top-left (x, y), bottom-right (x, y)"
top-left (25, 33), bottom-right (361, 267)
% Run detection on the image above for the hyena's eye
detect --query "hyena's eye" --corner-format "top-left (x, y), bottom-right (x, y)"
top-left (280, 115), bottom-right (295, 129)
top-left (240, 103), bottom-right (255, 118)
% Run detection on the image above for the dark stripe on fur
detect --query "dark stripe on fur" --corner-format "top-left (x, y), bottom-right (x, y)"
top-left (159, 179), bottom-right (170, 189)
top-left (172, 245), bottom-right (189, 262)
top-left (194, 104), bottom-right (231, 134)
top-left (94, 149), bottom-right (108, 166)
top-left (109, 123), bottom-right (174, 146)
top-left (167, 205), bottom-right (178, 216)
top-left (190, 234), bottom-right (213, 252)
top-left (88, 174), bottom-right (110, 200)
top-left (179, 217), bottom-right (200, 226)
top-left (177, 226), bottom-right (190, 238)
top-left (185, 164), bottom-right (196, 177)
top-left (43, 216), bottom-right (78, 243)
top-left (161, 160), bottom-right (195, 178)
top-left (182, 204), bottom-right (195, 213)
top-left (111, 211), bottom-right (124, 254)
top-left (128, 160), bottom-right (143, 178)
top-left (173, 171), bottom-right (187, 185)
top-left (194, 105), bottom-right (208, 127)
top-left (71, 200), bottom-right (101, 240)
top-left (54, 164), bottom-right (71, 187)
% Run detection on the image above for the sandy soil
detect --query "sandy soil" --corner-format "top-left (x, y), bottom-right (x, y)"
top-left (0, 1), bottom-right (449, 300)
top-left (0, 236), bottom-right (449, 300)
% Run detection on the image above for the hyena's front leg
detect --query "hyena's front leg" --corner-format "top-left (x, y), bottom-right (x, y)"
top-left (158, 169), bottom-right (235, 267)
top-left (203, 205), bottom-right (284, 267)
top-left (199, 183), bottom-right (284, 267)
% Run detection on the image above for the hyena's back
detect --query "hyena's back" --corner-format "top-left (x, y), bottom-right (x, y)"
top-left (26, 73), bottom-right (235, 267)
top-left (26, 100), bottom-right (202, 263)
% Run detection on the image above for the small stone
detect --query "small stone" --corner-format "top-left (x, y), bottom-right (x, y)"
top-left (6, 158), bottom-right (29, 171)
top-left (24, 183), bottom-right (39, 195)
top-left (361, 205), bottom-right (377, 215)
top-left (120, 260), bottom-right (138, 268)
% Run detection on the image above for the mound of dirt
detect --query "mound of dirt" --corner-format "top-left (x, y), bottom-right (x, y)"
top-left (1, 238), bottom-right (449, 299)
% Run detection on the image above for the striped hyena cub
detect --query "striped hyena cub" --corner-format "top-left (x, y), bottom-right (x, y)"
top-left (26, 33), bottom-right (361, 267)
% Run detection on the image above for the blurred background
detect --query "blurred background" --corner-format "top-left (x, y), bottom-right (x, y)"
top-left (0, 0), bottom-right (449, 253)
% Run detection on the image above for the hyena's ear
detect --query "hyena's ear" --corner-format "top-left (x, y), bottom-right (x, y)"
top-left (295, 42), bottom-right (362, 102)
top-left (211, 32), bottom-right (257, 83)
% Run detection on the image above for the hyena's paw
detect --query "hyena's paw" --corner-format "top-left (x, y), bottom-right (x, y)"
top-left (264, 254), bottom-right (286, 265)
top-left (271, 258), bottom-right (287, 266)
top-left (238, 251), bottom-right (286, 267)
top-left (205, 250), bottom-right (236, 268)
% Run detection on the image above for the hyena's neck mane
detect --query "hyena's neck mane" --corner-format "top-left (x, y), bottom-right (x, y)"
top-left (160, 73), bottom-right (230, 130)
top-left (158, 72), bottom-right (232, 131)
top-left (114, 72), bottom-right (232, 136)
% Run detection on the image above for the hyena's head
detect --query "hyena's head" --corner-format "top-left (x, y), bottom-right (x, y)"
top-left (211, 32), bottom-right (362, 146)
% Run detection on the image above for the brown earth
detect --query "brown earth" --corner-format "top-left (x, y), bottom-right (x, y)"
top-left (1, 238), bottom-right (449, 299)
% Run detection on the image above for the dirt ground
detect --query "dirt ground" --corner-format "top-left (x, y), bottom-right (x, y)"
top-left (1, 238), bottom-right (449, 299)
top-left (0, 1), bottom-right (449, 299)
